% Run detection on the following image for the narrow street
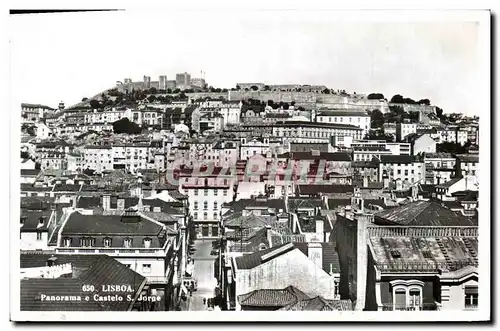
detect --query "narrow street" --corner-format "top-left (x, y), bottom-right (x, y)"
top-left (188, 240), bottom-right (218, 311)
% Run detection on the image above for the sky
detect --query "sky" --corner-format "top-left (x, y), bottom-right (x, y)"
top-left (9, 9), bottom-right (483, 115)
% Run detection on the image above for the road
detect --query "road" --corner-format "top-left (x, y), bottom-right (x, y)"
top-left (188, 240), bottom-right (217, 311)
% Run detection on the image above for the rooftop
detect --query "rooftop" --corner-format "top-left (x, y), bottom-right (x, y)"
top-left (237, 286), bottom-right (310, 307)
top-left (374, 200), bottom-right (477, 226)
top-left (20, 254), bottom-right (145, 311)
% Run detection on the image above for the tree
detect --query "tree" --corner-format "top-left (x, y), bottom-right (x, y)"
top-left (291, 101), bottom-right (296, 106)
top-left (112, 118), bottom-right (141, 134)
top-left (364, 129), bottom-right (394, 142)
top-left (251, 85), bottom-right (259, 91)
top-left (267, 100), bottom-right (274, 106)
top-left (149, 87), bottom-right (157, 94)
top-left (370, 109), bottom-right (385, 128)
top-left (367, 93), bottom-right (385, 100)
top-left (236, 85), bottom-right (241, 90)
top-left (418, 99), bottom-right (431, 105)
top-left (147, 95), bottom-right (157, 103)
top-left (21, 151), bottom-right (30, 159)
top-left (167, 88), bottom-right (172, 94)
top-left (283, 103), bottom-right (290, 110)
top-left (222, 88), bottom-right (228, 93)
top-left (403, 98), bottom-right (416, 104)
top-left (263, 85), bottom-right (270, 91)
top-left (322, 88), bottom-right (331, 94)
top-left (215, 88), bottom-right (222, 93)
top-left (90, 99), bottom-right (101, 109)
top-left (436, 142), bottom-right (467, 154)
top-left (390, 94), bottom-right (405, 103)
top-left (436, 107), bottom-right (444, 119)
top-left (81, 97), bottom-right (89, 102)
top-left (173, 88), bottom-right (181, 94)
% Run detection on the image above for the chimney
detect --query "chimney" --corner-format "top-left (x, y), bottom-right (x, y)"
top-left (307, 242), bottom-right (323, 271)
top-left (355, 213), bottom-right (370, 311)
top-left (102, 194), bottom-right (111, 211)
top-left (265, 225), bottom-right (272, 247)
top-left (315, 219), bottom-right (324, 239)
top-left (363, 176), bottom-right (368, 188)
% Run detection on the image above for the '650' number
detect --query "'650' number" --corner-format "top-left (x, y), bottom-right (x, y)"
top-left (82, 285), bottom-right (95, 292)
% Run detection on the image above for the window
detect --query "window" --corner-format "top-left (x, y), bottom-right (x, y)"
top-left (63, 238), bottom-right (72, 247)
top-left (394, 289), bottom-right (407, 310)
top-left (464, 286), bottom-right (478, 308)
top-left (193, 212), bottom-right (198, 219)
top-left (194, 201), bottom-right (198, 210)
top-left (80, 237), bottom-right (95, 247)
top-left (203, 201), bottom-right (208, 210)
top-left (103, 237), bottom-right (112, 247)
top-left (223, 189), bottom-right (228, 196)
top-left (143, 238), bottom-right (152, 248)
top-left (123, 238), bottom-right (132, 248)
top-left (194, 189), bottom-right (198, 196)
top-left (142, 264), bottom-right (151, 274)
top-left (408, 289), bottom-right (421, 309)
top-left (213, 212), bottom-right (218, 220)
top-left (213, 202), bottom-right (218, 210)
top-left (204, 189), bottom-right (208, 196)
top-left (36, 232), bottom-right (43, 241)
top-left (203, 212), bottom-right (208, 220)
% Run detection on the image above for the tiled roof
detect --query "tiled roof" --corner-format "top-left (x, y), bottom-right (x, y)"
top-left (374, 200), bottom-right (477, 226)
top-left (224, 213), bottom-right (273, 229)
top-left (234, 243), bottom-right (295, 269)
top-left (20, 254), bottom-right (145, 311)
top-left (436, 177), bottom-right (463, 189)
top-left (21, 169), bottom-right (41, 177)
top-left (456, 154), bottom-right (479, 163)
top-left (379, 155), bottom-right (414, 164)
top-left (20, 184), bottom-right (52, 192)
top-left (279, 297), bottom-right (353, 311)
top-left (53, 184), bottom-right (82, 192)
top-left (317, 111), bottom-right (369, 117)
top-left (62, 211), bottom-right (164, 236)
top-left (293, 242), bottom-right (340, 274)
top-left (20, 210), bottom-right (52, 232)
top-left (297, 185), bottom-right (354, 195)
top-left (369, 235), bottom-right (478, 272)
top-left (277, 152), bottom-right (352, 162)
top-left (237, 286), bottom-right (309, 307)
top-left (288, 197), bottom-right (323, 211)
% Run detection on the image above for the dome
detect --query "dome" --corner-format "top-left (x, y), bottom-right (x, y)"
top-left (174, 123), bottom-right (190, 134)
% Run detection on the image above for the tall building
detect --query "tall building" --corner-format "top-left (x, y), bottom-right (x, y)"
top-left (159, 75), bottom-right (167, 90)
top-left (143, 75), bottom-right (151, 89)
top-left (176, 72), bottom-right (191, 90)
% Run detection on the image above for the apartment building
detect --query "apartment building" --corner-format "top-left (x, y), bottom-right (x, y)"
top-left (83, 145), bottom-right (114, 173)
top-left (424, 153), bottom-right (456, 185)
top-left (396, 121), bottom-right (417, 141)
top-left (378, 155), bottom-right (425, 189)
top-left (177, 166), bottom-right (236, 239)
top-left (316, 110), bottom-right (371, 137)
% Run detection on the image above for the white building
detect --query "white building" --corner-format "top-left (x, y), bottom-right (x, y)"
top-left (240, 137), bottom-right (270, 160)
top-left (316, 110), bottom-right (371, 137)
top-left (54, 209), bottom-right (184, 284)
top-left (178, 167), bottom-right (236, 239)
top-left (396, 121), bottom-right (418, 141)
top-left (378, 155), bottom-right (426, 189)
top-left (83, 145), bottom-right (114, 172)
